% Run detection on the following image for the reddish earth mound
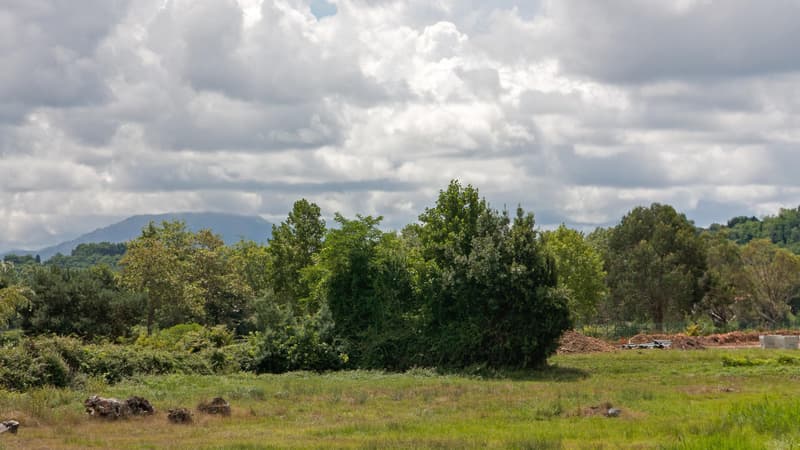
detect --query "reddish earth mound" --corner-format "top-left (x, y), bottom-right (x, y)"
top-left (699, 331), bottom-right (760, 346)
top-left (699, 330), bottom-right (800, 347)
top-left (671, 335), bottom-right (705, 350)
top-left (557, 331), bottom-right (617, 354)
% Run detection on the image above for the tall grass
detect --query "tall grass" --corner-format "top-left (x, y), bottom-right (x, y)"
top-left (1, 349), bottom-right (799, 448)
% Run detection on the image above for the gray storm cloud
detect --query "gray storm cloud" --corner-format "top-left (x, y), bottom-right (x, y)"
top-left (1, 0), bottom-right (799, 251)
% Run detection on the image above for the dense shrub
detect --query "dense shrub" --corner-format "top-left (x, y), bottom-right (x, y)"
top-left (0, 334), bottom-right (233, 390)
top-left (133, 323), bottom-right (233, 352)
top-left (0, 336), bottom-right (85, 390)
top-left (244, 305), bottom-right (348, 373)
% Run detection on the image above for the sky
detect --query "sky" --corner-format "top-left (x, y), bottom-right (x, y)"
top-left (2, 0), bottom-right (800, 252)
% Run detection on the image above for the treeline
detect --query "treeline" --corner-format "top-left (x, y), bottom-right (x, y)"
top-left (3, 181), bottom-right (800, 379)
top-left (0, 181), bottom-right (569, 375)
top-left (709, 207), bottom-right (800, 254)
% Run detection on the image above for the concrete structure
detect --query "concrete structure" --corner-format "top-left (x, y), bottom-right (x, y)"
top-left (759, 335), bottom-right (799, 349)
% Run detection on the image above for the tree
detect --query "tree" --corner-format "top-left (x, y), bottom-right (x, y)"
top-left (696, 233), bottom-right (744, 327)
top-left (543, 225), bottom-right (607, 324)
top-left (308, 213), bottom-right (422, 368)
top-left (738, 239), bottom-right (800, 326)
top-left (21, 265), bottom-right (144, 338)
top-left (46, 242), bottom-right (127, 270)
top-left (718, 207), bottom-right (800, 254)
top-left (414, 180), bottom-right (570, 368)
top-left (314, 214), bottom-right (384, 338)
top-left (606, 203), bottom-right (707, 329)
top-left (231, 240), bottom-right (271, 295)
top-left (267, 199), bottom-right (326, 310)
top-left (190, 229), bottom-right (254, 331)
top-left (120, 221), bottom-right (193, 334)
top-left (0, 261), bottom-right (30, 328)
top-left (121, 221), bottom-right (254, 334)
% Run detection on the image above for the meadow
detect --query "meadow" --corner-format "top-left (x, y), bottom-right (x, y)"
top-left (1, 348), bottom-right (799, 449)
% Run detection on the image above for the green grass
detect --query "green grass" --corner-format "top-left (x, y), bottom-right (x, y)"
top-left (1, 348), bottom-right (799, 448)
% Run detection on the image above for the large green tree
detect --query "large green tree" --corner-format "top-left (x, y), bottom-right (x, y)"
top-left (267, 199), bottom-right (326, 310)
top-left (0, 261), bottom-right (30, 328)
top-left (696, 233), bottom-right (743, 327)
top-left (543, 225), bottom-right (607, 324)
top-left (46, 242), bottom-right (127, 270)
top-left (120, 221), bottom-right (252, 334)
top-left (414, 180), bottom-right (570, 368)
top-left (311, 214), bottom-right (420, 368)
top-left (738, 239), bottom-right (800, 326)
top-left (606, 203), bottom-right (707, 328)
top-left (21, 265), bottom-right (144, 338)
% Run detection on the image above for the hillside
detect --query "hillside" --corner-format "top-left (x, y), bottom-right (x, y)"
top-left (708, 206), bottom-right (800, 254)
top-left (4, 212), bottom-right (272, 261)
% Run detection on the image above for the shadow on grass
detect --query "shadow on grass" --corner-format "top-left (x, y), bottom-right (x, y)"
top-left (438, 364), bottom-right (590, 382)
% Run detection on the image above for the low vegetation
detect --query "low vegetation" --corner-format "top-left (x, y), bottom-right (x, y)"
top-left (0, 349), bottom-right (798, 448)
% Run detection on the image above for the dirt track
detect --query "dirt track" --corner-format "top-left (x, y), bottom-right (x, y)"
top-left (558, 330), bottom-right (800, 354)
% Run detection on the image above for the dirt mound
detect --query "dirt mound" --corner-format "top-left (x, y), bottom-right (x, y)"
top-left (700, 331), bottom-right (759, 346)
top-left (670, 335), bottom-right (705, 350)
top-left (557, 331), bottom-right (617, 354)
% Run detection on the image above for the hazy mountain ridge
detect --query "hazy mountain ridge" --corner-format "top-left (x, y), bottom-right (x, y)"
top-left (3, 212), bottom-right (272, 261)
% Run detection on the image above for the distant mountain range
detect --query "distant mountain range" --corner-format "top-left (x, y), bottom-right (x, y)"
top-left (3, 212), bottom-right (272, 261)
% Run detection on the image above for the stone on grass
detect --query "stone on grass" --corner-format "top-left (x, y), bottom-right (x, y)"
top-left (0, 420), bottom-right (19, 434)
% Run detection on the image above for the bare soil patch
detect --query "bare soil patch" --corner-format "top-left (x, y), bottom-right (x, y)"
top-left (557, 331), bottom-right (617, 354)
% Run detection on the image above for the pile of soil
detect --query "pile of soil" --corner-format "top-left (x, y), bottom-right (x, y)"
top-left (699, 331), bottom-right (760, 346)
top-left (557, 331), bottom-right (617, 354)
top-left (670, 335), bottom-right (705, 350)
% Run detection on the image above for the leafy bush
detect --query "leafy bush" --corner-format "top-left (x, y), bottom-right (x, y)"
top-left (134, 323), bottom-right (233, 352)
top-left (245, 305), bottom-right (348, 373)
top-left (82, 344), bottom-right (214, 383)
top-left (0, 334), bottom-right (237, 390)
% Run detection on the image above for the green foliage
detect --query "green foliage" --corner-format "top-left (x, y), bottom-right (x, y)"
top-left (414, 180), bottom-right (570, 368)
top-left (231, 240), bottom-right (271, 295)
top-left (542, 225), bottom-right (607, 324)
top-left (245, 304), bottom-right (347, 373)
top-left (716, 207), bottom-right (800, 254)
top-left (605, 203), bottom-right (707, 328)
top-left (0, 333), bottom-right (242, 389)
top-left (21, 265), bottom-right (144, 338)
top-left (721, 355), bottom-right (800, 367)
top-left (46, 242), bottom-right (126, 270)
top-left (0, 261), bottom-right (31, 328)
top-left (82, 344), bottom-right (215, 384)
top-left (3, 253), bottom-right (40, 266)
top-left (737, 239), bottom-right (800, 326)
top-left (267, 199), bottom-right (326, 310)
top-left (120, 221), bottom-right (253, 334)
top-left (310, 214), bottom-right (421, 369)
top-left (0, 336), bottom-right (86, 390)
top-left (134, 323), bottom-right (233, 352)
top-left (696, 233), bottom-right (743, 327)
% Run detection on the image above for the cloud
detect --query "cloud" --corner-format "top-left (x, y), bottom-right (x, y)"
top-left (2, 0), bottom-right (800, 251)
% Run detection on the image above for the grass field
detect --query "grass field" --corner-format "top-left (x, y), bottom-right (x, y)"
top-left (2, 348), bottom-right (799, 449)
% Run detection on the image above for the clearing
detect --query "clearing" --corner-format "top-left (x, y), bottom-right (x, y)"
top-left (1, 348), bottom-right (799, 449)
